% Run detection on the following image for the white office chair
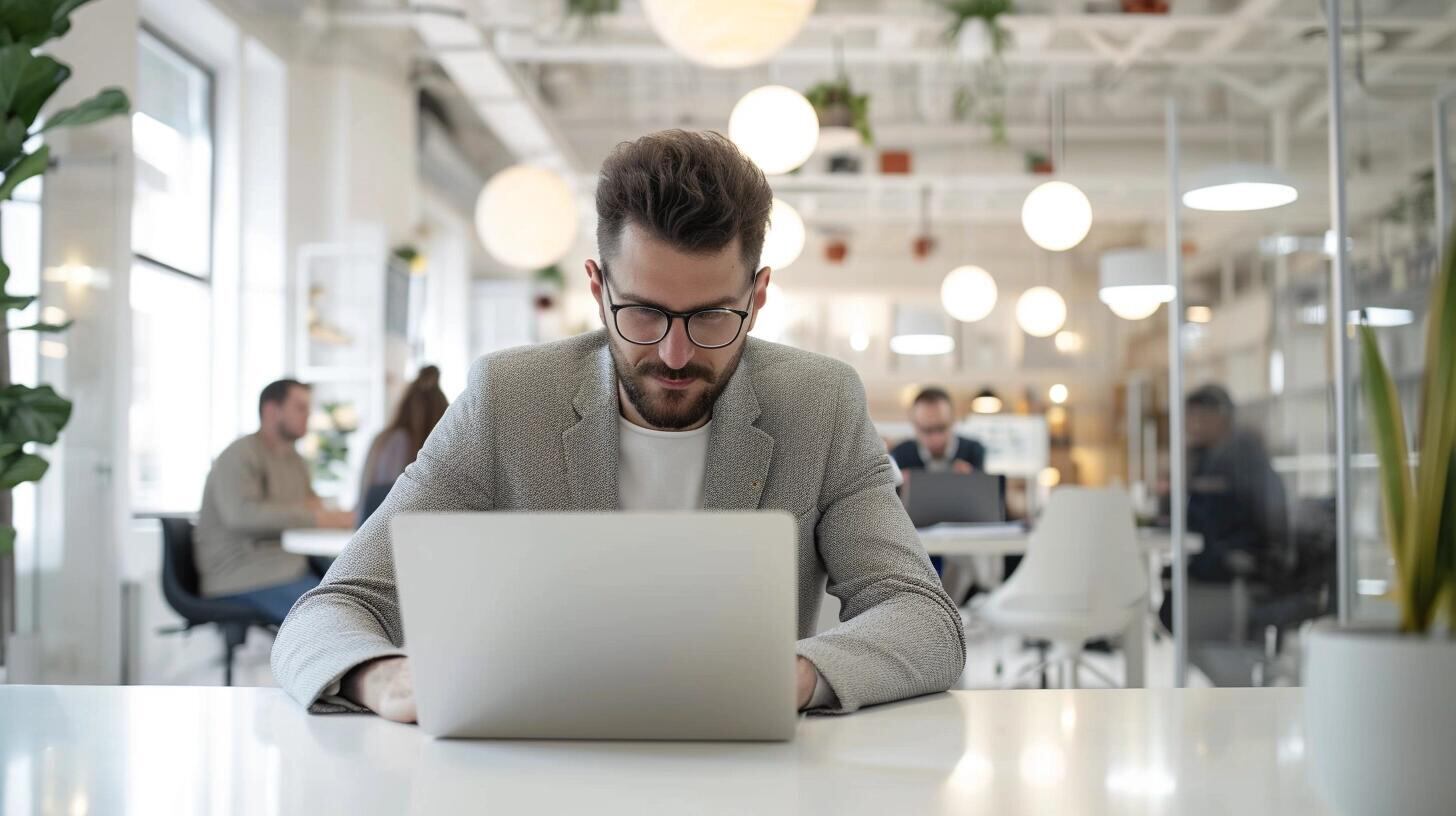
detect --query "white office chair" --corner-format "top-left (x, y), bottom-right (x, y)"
top-left (977, 487), bottom-right (1147, 689)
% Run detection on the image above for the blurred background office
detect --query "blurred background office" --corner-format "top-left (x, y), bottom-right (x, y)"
top-left (0, 0), bottom-right (1452, 694)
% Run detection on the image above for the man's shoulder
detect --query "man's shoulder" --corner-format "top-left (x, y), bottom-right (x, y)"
top-left (216, 434), bottom-right (260, 461)
top-left (743, 337), bottom-right (858, 389)
top-left (472, 331), bottom-right (605, 378)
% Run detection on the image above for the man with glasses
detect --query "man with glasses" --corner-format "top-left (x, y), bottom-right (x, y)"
top-left (890, 387), bottom-right (987, 477)
top-left (272, 130), bottom-right (966, 722)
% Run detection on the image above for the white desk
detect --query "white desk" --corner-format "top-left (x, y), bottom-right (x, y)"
top-left (919, 524), bottom-right (1204, 559)
top-left (0, 685), bottom-right (1326, 815)
top-left (282, 528), bottom-right (353, 557)
top-left (286, 524), bottom-right (1204, 562)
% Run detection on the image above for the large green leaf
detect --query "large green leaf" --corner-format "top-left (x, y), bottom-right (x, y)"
top-left (0, 293), bottom-right (36, 311)
top-left (0, 143), bottom-right (47, 203)
top-left (12, 55), bottom-right (71, 128)
top-left (0, 384), bottom-right (72, 445)
top-left (1357, 323), bottom-right (1417, 629)
top-left (12, 319), bottom-right (72, 333)
top-left (39, 87), bottom-right (128, 132)
top-left (1410, 224), bottom-right (1456, 631)
top-left (0, 451), bottom-right (48, 489)
top-left (0, 44), bottom-right (30, 114)
top-left (0, 0), bottom-right (51, 45)
top-left (51, 0), bottom-right (98, 26)
top-left (0, 114), bottom-right (25, 171)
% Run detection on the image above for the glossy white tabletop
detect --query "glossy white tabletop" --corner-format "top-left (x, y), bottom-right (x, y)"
top-left (0, 685), bottom-right (1326, 815)
top-left (280, 528), bottom-right (352, 557)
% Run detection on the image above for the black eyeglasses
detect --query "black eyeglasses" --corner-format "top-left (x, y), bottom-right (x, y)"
top-left (601, 267), bottom-right (755, 350)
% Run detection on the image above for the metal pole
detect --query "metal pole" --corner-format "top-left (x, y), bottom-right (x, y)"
top-left (1437, 87), bottom-right (1454, 260)
top-left (1326, 0), bottom-right (1354, 625)
top-left (1165, 96), bottom-right (1188, 688)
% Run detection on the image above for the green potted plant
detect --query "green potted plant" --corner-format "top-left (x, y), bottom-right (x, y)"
top-left (1304, 225), bottom-right (1456, 815)
top-left (804, 77), bottom-right (872, 151)
top-left (0, 0), bottom-right (131, 667)
top-left (563, 0), bottom-right (618, 35)
top-left (935, 0), bottom-right (1013, 145)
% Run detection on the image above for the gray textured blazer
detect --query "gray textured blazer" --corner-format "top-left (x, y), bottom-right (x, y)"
top-left (271, 330), bottom-right (966, 714)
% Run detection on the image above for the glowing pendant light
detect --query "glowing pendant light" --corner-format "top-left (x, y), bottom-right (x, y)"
top-left (760, 198), bottom-right (806, 271)
top-left (1021, 90), bottom-right (1092, 252)
top-left (1016, 286), bottom-right (1068, 338)
top-left (1183, 163), bottom-right (1298, 212)
top-left (1022, 181), bottom-right (1093, 252)
top-left (642, 0), bottom-right (816, 69)
top-left (891, 305), bottom-right (954, 356)
top-left (475, 165), bottom-right (577, 271)
top-left (729, 85), bottom-right (819, 175)
top-left (1098, 249), bottom-right (1175, 321)
top-left (940, 265), bottom-right (998, 323)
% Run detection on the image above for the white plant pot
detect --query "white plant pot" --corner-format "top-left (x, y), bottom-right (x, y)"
top-left (1304, 619), bottom-right (1456, 816)
top-left (955, 19), bottom-right (992, 62)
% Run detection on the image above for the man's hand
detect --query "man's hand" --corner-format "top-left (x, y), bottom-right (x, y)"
top-left (313, 508), bottom-right (355, 529)
top-left (952, 460), bottom-right (974, 475)
top-left (342, 656), bottom-right (417, 723)
top-left (796, 656), bottom-right (817, 710)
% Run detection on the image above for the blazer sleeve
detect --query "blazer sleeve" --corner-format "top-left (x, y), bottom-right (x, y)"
top-left (271, 357), bottom-right (497, 713)
top-left (795, 366), bottom-right (968, 713)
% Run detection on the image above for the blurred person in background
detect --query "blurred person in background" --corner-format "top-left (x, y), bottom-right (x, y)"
top-left (890, 387), bottom-right (986, 475)
top-left (195, 379), bottom-right (355, 624)
top-left (356, 366), bottom-right (451, 524)
top-left (1159, 384), bottom-right (1289, 645)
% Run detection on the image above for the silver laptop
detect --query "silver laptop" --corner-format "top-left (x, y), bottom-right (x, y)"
top-left (390, 511), bottom-right (799, 741)
top-left (902, 471), bottom-right (1006, 528)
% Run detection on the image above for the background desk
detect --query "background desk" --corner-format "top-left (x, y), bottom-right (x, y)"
top-left (282, 528), bottom-right (353, 557)
top-left (0, 685), bottom-right (1326, 815)
top-left (285, 524), bottom-right (1206, 561)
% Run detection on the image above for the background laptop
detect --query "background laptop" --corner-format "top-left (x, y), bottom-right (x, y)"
top-left (391, 511), bottom-right (798, 741)
top-left (902, 471), bottom-right (1007, 528)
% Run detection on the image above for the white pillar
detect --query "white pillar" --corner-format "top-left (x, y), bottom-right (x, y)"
top-left (20, 0), bottom-right (140, 684)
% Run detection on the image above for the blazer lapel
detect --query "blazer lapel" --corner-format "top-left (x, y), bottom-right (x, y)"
top-left (562, 342), bottom-right (621, 510)
top-left (701, 352), bottom-right (774, 511)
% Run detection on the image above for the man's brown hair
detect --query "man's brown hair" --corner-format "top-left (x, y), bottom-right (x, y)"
top-left (595, 130), bottom-right (773, 275)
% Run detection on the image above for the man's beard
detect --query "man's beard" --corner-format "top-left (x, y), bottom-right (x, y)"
top-left (608, 341), bottom-right (744, 430)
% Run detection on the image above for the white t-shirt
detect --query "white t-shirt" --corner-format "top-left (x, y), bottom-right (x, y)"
top-left (616, 415), bottom-right (837, 710)
top-left (618, 417), bottom-right (712, 511)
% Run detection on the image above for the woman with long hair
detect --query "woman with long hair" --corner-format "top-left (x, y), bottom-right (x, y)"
top-left (356, 365), bottom-right (450, 524)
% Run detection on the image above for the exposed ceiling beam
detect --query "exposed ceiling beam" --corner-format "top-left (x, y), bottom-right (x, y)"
top-left (476, 10), bottom-right (1456, 39)
top-left (1199, 0), bottom-right (1286, 56)
top-left (489, 35), bottom-right (1456, 70)
top-left (409, 0), bottom-right (576, 175)
top-left (1294, 4), bottom-right (1456, 130)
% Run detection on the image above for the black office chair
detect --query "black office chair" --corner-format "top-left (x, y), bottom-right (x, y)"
top-left (158, 517), bottom-right (276, 686)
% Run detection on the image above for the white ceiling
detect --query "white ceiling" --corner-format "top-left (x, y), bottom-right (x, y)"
top-left (294, 0), bottom-right (1456, 290)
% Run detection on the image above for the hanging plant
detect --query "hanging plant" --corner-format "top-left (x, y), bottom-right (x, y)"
top-left (534, 263), bottom-right (565, 290)
top-left (935, 0), bottom-right (1014, 146)
top-left (804, 77), bottom-right (873, 147)
top-left (563, 0), bottom-right (619, 35)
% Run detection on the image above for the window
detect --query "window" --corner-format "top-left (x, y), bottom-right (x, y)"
top-left (129, 30), bottom-right (215, 514)
top-left (132, 29), bottom-right (213, 278)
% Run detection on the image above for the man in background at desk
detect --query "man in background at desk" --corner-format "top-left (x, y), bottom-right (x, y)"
top-left (890, 387), bottom-right (986, 476)
top-left (194, 380), bottom-right (354, 624)
top-left (271, 130), bottom-right (966, 723)
top-left (890, 386), bottom-right (989, 589)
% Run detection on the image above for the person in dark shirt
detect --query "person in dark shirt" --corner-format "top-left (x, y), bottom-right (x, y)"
top-left (1184, 384), bottom-right (1288, 583)
top-left (889, 387), bottom-right (986, 474)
